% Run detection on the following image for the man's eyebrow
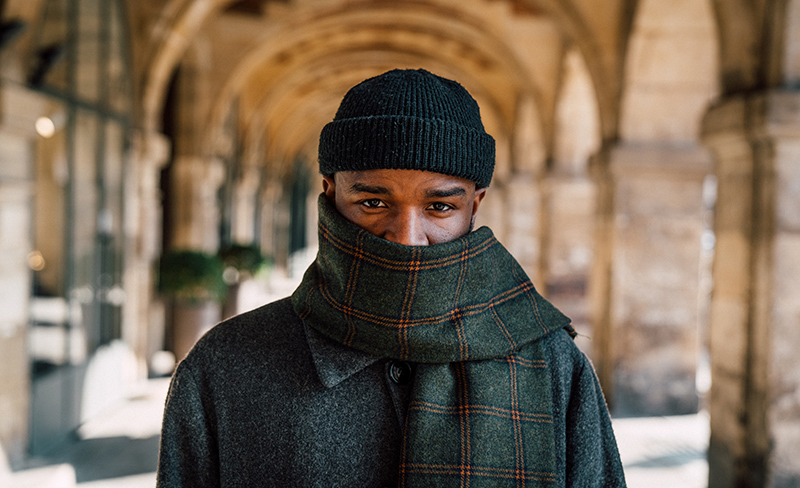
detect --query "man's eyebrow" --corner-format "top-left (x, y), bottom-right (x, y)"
top-left (347, 182), bottom-right (392, 194)
top-left (426, 187), bottom-right (467, 198)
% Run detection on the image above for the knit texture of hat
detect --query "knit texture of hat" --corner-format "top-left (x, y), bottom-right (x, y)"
top-left (319, 69), bottom-right (495, 188)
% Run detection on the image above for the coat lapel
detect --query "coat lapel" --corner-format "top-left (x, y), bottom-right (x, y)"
top-left (304, 321), bottom-right (382, 388)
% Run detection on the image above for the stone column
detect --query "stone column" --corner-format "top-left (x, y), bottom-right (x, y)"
top-left (541, 173), bottom-right (596, 354)
top-left (504, 96), bottom-right (546, 284)
top-left (231, 167), bottom-right (261, 245)
top-left (168, 33), bottom-right (221, 253)
top-left (474, 134), bottom-right (509, 244)
top-left (503, 171), bottom-right (543, 283)
top-left (0, 84), bottom-right (42, 467)
top-left (588, 147), bottom-right (615, 397)
top-left (0, 171), bottom-right (33, 470)
top-left (122, 131), bottom-right (170, 375)
top-left (591, 143), bottom-right (711, 415)
top-left (259, 178), bottom-right (282, 262)
top-left (169, 156), bottom-right (226, 252)
top-left (702, 89), bottom-right (800, 488)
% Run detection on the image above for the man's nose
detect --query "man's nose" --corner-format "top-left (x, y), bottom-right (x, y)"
top-left (385, 210), bottom-right (428, 246)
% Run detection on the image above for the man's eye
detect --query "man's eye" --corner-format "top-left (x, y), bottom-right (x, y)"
top-left (428, 202), bottom-right (453, 212)
top-left (361, 199), bottom-right (386, 208)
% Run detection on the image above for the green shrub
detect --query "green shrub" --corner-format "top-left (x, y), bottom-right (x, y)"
top-left (218, 243), bottom-right (272, 278)
top-left (157, 249), bottom-right (227, 303)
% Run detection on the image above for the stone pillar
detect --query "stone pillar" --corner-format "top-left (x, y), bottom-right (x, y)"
top-left (503, 171), bottom-right (543, 283)
top-left (273, 180), bottom-right (292, 273)
top-left (474, 134), bottom-right (509, 244)
top-left (591, 143), bottom-right (711, 415)
top-left (231, 167), bottom-right (261, 244)
top-left (0, 171), bottom-right (33, 470)
top-left (0, 84), bottom-right (42, 467)
top-left (259, 178), bottom-right (282, 261)
top-left (167, 33), bottom-right (221, 253)
top-left (702, 89), bottom-right (800, 488)
top-left (169, 156), bottom-right (226, 253)
top-left (504, 96), bottom-right (546, 283)
top-left (122, 131), bottom-right (170, 375)
top-left (541, 173), bottom-right (596, 354)
top-left (588, 148), bottom-right (615, 397)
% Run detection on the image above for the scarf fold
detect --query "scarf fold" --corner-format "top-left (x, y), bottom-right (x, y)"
top-left (292, 194), bottom-right (574, 487)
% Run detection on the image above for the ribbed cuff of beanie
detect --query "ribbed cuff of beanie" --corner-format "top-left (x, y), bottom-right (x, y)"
top-left (319, 115), bottom-right (495, 188)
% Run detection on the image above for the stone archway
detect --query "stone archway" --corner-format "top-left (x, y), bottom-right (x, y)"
top-left (139, 0), bottom-right (626, 150)
top-left (591, 0), bottom-right (719, 414)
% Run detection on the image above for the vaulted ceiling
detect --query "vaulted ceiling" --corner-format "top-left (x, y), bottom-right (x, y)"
top-left (130, 0), bottom-right (637, 178)
top-left (6, 0), bottom-right (766, 178)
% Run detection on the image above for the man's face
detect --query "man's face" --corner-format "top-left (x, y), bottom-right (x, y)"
top-left (322, 169), bottom-right (487, 246)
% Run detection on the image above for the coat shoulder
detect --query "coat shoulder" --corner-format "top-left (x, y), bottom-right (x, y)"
top-left (182, 297), bottom-right (305, 368)
top-left (538, 327), bottom-right (588, 370)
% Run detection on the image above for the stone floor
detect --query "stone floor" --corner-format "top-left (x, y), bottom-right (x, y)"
top-left (614, 412), bottom-right (709, 488)
top-left (14, 377), bottom-right (710, 488)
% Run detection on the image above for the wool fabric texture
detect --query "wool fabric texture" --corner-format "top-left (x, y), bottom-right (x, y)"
top-left (318, 69), bottom-right (496, 188)
top-left (292, 195), bottom-right (575, 486)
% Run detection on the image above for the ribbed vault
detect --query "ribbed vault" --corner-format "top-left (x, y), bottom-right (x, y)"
top-left (139, 0), bottom-right (616, 163)
top-left (202, 1), bottom-right (546, 179)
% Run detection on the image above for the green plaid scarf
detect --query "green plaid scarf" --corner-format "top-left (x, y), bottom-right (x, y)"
top-left (292, 195), bottom-right (574, 487)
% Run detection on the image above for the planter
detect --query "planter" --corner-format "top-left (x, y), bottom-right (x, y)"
top-left (170, 300), bottom-right (221, 361)
top-left (158, 249), bottom-right (227, 361)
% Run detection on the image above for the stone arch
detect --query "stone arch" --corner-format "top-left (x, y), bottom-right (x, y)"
top-left (619, 0), bottom-right (718, 143)
top-left (552, 47), bottom-right (600, 175)
top-left (139, 0), bottom-right (620, 161)
top-left (524, 0), bottom-right (620, 141)
top-left (203, 3), bottom-right (535, 157)
top-left (139, 0), bottom-right (230, 134)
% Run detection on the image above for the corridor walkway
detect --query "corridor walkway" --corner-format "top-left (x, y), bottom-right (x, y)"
top-left (17, 378), bottom-right (709, 488)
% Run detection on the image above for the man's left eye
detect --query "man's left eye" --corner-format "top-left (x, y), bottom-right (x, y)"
top-left (428, 202), bottom-right (453, 212)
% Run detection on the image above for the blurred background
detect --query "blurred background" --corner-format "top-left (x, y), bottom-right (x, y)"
top-left (0, 0), bottom-right (798, 486)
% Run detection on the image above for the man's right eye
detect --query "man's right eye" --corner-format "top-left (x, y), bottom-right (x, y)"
top-left (361, 199), bottom-right (386, 208)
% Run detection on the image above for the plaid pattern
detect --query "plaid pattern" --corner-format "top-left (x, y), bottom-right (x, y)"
top-left (292, 195), bottom-right (574, 486)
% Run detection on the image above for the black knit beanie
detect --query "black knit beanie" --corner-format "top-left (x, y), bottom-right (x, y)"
top-left (318, 69), bottom-right (495, 188)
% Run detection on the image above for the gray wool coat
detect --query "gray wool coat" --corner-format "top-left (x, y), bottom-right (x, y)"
top-left (156, 298), bottom-right (626, 487)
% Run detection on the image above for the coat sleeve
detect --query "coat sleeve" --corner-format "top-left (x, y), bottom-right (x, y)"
top-left (546, 329), bottom-right (627, 487)
top-left (157, 359), bottom-right (221, 488)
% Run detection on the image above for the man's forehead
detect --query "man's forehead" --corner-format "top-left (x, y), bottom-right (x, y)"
top-left (334, 169), bottom-right (476, 191)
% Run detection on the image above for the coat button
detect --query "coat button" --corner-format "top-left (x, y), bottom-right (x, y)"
top-left (388, 361), bottom-right (413, 385)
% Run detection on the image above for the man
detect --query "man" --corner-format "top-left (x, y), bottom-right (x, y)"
top-left (157, 69), bottom-right (626, 487)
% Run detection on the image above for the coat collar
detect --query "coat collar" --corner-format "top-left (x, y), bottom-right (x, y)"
top-left (303, 320), bottom-right (383, 388)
